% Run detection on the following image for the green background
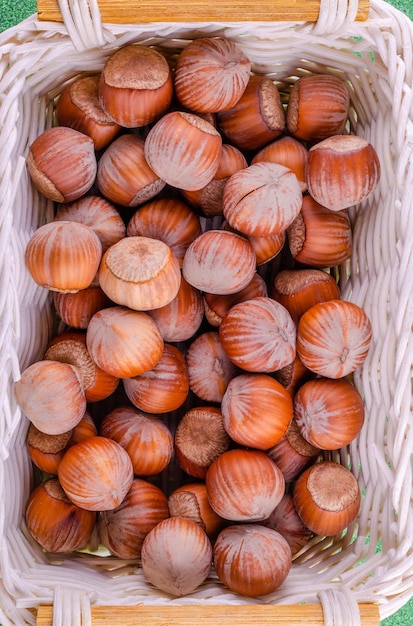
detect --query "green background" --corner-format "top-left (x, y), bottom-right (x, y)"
top-left (1, 0), bottom-right (413, 624)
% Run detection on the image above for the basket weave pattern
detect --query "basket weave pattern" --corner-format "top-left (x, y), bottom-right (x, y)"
top-left (1, 0), bottom-right (413, 624)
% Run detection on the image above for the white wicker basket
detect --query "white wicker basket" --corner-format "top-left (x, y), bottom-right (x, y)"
top-left (1, 0), bottom-right (413, 624)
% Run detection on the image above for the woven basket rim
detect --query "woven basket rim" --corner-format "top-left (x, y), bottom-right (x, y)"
top-left (1, 1), bottom-right (413, 624)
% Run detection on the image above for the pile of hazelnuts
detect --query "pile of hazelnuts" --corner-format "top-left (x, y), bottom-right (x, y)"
top-left (18, 36), bottom-right (381, 599)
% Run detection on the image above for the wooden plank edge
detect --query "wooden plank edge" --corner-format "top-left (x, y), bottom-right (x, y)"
top-left (36, 0), bottom-right (370, 24)
top-left (36, 602), bottom-right (381, 625)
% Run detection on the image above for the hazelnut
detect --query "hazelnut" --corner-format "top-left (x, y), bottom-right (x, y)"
top-left (286, 74), bottom-right (350, 142)
top-left (182, 229), bottom-right (256, 295)
top-left (186, 331), bottom-right (238, 403)
top-left (86, 306), bottom-right (164, 379)
top-left (222, 162), bottom-right (303, 237)
top-left (218, 296), bottom-right (296, 373)
top-left (174, 406), bottom-right (231, 479)
top-left (206, 449), bottom-right (285, 522)
top-left (293, 461), bottom-right (361, 536)
top-left (271, 268), bottom-right (341, 325)
top-left (287, 195), bottom-right (352, 267)
top-left (141, 517), bottom-right (213, 597)
top-left (168, 482), bottom-right (225, 539)
top-left (98, 236), bottom-right (181, 312)
top-left (99, 44), bottom-right (173, 128)
top-left (144, 111), bottom-right (222, 191)
top-left (100, 405), bottom-right (173, 477)
top-left (294, 377), bottom-right (365, 450)
top-left (25, 478), bottom-right (96, 553)
top-left (56, 74), bottom-right (121, 150)
top-left (27, 126), bottom-right (97, 203)
top-left (147, 277), bottom-right (205, 343)
top-left (97, 134), bottom-right (166, 207)
top-left (123, 343), bottom-right (189, 414)
top-left (213, 524), bottom-right (292, 596)
top-left (15, 360), bottom-right (86, 436)
top-left (174, 37), bottom-right (251, 113)
top-left (25, 220), bottom-right (102, 293)
top-left (306, 134), bottom-right (381, 211)
top-left (296, 299), bottom-right (372, 379)
top-left (58, 435), bottom-right (134, 511)
top-left (221, 373), bottom-right (293, 450)
top-left (217, 75), bottom-right (285, 150)
top-left (53, 286), bottom-right (110, 330)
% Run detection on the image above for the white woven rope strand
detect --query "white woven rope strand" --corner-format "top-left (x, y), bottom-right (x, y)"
top-left (312, 0), bottom-right (357, 34)
top-left (1, 0), bottom-right (413, 624)
top-left (58, 586), bottom-right (81, 626)
top-left (57, 0), bottom-right (115, 49)
top-left (318, 588), bottom-right (362, 625)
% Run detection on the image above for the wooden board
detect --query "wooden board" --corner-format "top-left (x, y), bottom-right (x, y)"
top-left (36, 602), bottom-right (380, 625)
top-left (36, 0), bottom-right (370, 24)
